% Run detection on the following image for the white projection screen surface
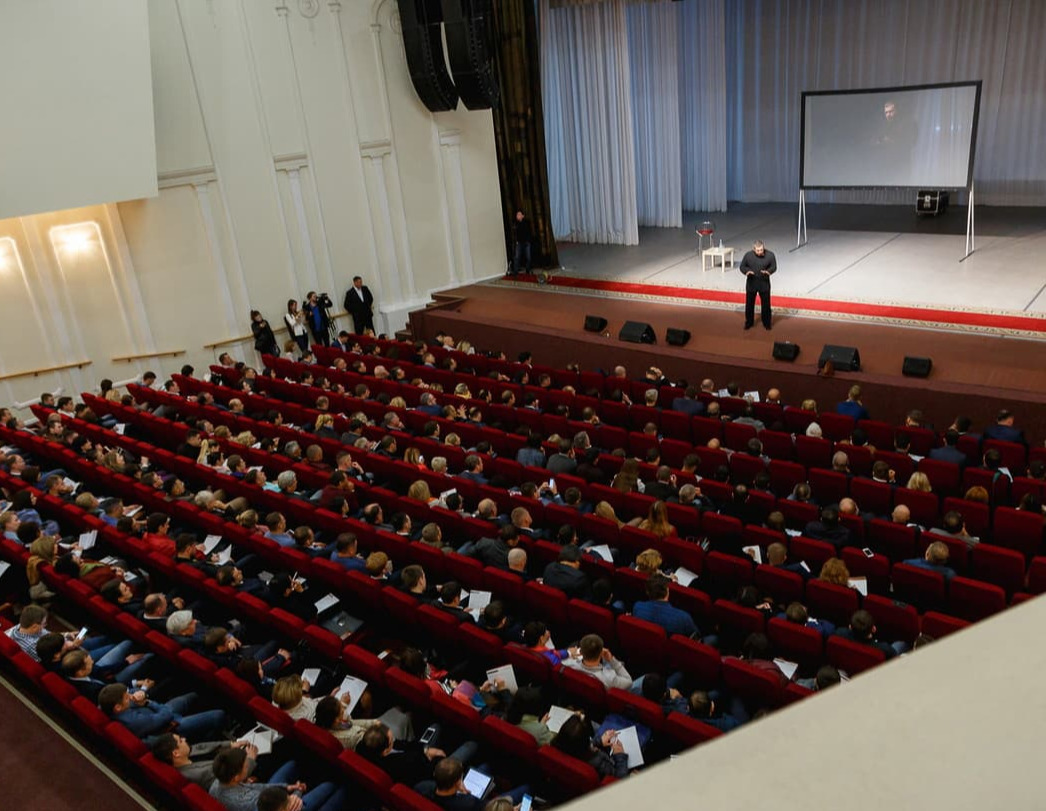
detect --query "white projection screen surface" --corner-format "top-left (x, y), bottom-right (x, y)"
top-left (801, 82), bottom-right (981, 189)
top-left (0, 0), bottom-right (157, 220)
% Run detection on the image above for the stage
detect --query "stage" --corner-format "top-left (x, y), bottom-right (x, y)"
top-left (408, 202), bottom-right (1046, 440)
top-left (547, 202), bottom-right (1046, 337)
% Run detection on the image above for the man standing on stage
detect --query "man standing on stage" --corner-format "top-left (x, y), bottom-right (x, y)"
top-left (344, 275), bottom-right (376, 336)
top-left (740, 239), bottom-right (776, 331)
top-left (511, 209), bottom-right (532, 276)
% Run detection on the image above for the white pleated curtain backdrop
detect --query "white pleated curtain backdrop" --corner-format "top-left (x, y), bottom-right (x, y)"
top-left (541, 0), bottom-right (640, 245)
top-left (627, 1), bottom-right (682, 228)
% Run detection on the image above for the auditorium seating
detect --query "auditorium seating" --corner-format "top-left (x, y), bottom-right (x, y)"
top-left (3, 330), bottom-right (1044, 808)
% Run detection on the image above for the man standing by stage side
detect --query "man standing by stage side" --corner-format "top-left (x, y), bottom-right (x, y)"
top-left (740, 239), bottom-right (776, 331)
top-left (344, 275), bottom-right (376, 336)
top-left (511, 209), bottom-right (533, 277)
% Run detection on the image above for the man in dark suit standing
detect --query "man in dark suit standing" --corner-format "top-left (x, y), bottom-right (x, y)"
top-left (739, 239), bottom-right (776, 330)
top-left (344, 276), bottom-right (376, 335)
top-left (510, 210), bottom-right (532, 276)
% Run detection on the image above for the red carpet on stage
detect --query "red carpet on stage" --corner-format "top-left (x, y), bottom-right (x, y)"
top-left (503, 273), bottom-right (1046, 337)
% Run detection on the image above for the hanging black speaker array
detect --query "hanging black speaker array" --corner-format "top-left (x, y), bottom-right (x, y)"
top-left (396, 0), bottom-right (459, 112)
top-left (441, 0), bottom-right (500, 110)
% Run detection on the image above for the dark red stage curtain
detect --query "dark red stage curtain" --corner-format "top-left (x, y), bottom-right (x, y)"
top-left (491, 0), bottom-right (559, 271)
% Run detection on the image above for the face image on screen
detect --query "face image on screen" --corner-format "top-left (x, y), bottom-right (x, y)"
top-left (801, 83), bottom-right (980, 188)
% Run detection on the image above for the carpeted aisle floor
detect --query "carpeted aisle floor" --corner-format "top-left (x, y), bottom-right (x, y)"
top-left (0, 676), bottom-right (152, 810)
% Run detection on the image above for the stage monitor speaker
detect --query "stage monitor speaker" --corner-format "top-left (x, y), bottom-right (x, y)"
top-left (441, 0), bottom-right (499, 110)
top-left (772, 341), bottom-right (800, 361)
top-left (584, 315), bottom-right (608, 333)
top-left (902, 356), bottom-right (933, 378)
top-left (619, 321), bottom-right (656, 344)
top-left (916, 190), bottom-right (950, 215)
top-left (396, 0), bottom-right (459, 112)
top-left (818, 344), bottom-right (861, 371)
top-left (665, 328), bottom-right (690, 347)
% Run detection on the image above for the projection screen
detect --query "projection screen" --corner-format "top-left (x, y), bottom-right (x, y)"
top-left (800, 82), bottom-right (981, 189)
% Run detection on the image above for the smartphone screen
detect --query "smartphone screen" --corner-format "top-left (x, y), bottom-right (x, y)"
top-left (521, 795), bottom-right (533, 811)
top-left (76, 627), bottom-right (88, 640)
top-left (862, 547), bottom-right (875, 558)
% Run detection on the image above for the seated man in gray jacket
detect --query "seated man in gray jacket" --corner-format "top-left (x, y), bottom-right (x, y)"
top-left (560, 634), bottom-right (633, 689)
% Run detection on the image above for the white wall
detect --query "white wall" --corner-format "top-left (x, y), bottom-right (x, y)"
top-left (0, 0), bottom-right (158, 220)
top-left (0, 0), bottom-right (504, 408)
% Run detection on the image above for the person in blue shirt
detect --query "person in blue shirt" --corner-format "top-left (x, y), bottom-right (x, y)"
top-left (631, 574), bottom-right (699, 638)
top-left (688, 689), bottom-right (746, 732)
top-left (264, 512), bottom-right (296, 547)
top-left (98, 683), bottom-right (225, 745)
top-left (903, 540), bottom-right (958, 582)
top-left (835, 384), bottom-right (869, 421)
top-left (776, 601), bottom-right (836, 637)
top-left (330, 533), bottom-right (367, 571)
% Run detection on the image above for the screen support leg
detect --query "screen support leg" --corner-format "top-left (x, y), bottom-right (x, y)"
top-left (790, 190), bottom-right (808, 252)
top-left (961, 186), bottom-right (975, 262)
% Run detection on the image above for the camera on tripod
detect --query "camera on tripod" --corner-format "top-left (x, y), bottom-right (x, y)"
top-left (316, 292), bottom-right (333, 309)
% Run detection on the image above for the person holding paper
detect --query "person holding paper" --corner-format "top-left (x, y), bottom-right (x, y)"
top-left (437, 582), bottom-right (478, 624)
top-left (313, 695), bottom-right (413, 751)
top-left (521, 621), bottom-right (579, 667)
top-left (552, 715), bottom-right (629, 778)
top-left (506, 686), bottom-right (570, 747)
top-left (151, 733), bottom-right (258, 790)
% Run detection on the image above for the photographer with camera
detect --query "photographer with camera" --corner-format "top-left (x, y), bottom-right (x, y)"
top-left (302, 291), bottom-right (333, 347)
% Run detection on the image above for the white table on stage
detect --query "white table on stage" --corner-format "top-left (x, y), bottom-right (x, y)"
top-left (701, 245), bottom-right (735, 272)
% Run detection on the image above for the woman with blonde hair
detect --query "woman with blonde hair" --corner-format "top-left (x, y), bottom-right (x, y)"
top-left (271, 674), bottom-right (319, 722)
top-left (212, 425), bottom-right (232, 440)
top-left (406, 479), bottom-right (435, 505)
top-left (638, 500), bottom-right (676, 538)
top-left (453, 382), bottom-right (472, 399)
top-left (27, 536), bottom-right (58, 601)
top-left (444, 433), bottom-right (461, 447)
top-left (456, 340), bottom-right (474, 355)
top-left (634, 548), bottom-right (664, 575)
top-left (231, 430), bottom-right (256, 447)
top-left (102, 449), bottom-right (127, 474)
top-left (389, 396), bottom-right (407, 410)
top-left (905, 471), bottom-right (932, 493)
top-left (800, 398), bottom-right (818, 413)
top-left (403, 447), bottom-right (425, 469)
top-left (818, 557), bottom-right (851, 587)
top-left (593, 501), bottom-right (624, 528)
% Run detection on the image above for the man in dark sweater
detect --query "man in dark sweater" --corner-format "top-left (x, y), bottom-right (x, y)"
top-left (511, 210), bottom-right (533, 276)
top-left (739, 239), bottom-right (776, 330)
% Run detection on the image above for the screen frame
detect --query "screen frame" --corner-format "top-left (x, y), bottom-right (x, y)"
top-left (799, 80), bottom-right (982, 190)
